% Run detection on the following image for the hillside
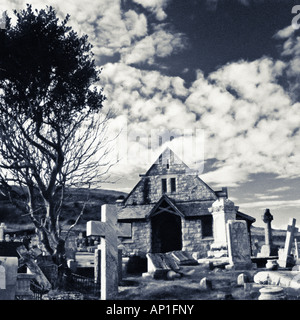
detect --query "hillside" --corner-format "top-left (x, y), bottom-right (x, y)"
top-left (251, 225), bottom-right (300, 250)
top-left (0, 188), bottom-right (127, 233)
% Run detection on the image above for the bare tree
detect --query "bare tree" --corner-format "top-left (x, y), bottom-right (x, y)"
top-left (0, 5), bottom-right (113, 286)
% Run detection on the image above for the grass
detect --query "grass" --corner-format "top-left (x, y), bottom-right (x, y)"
top-left (116, 265), bottom-right (261, 300)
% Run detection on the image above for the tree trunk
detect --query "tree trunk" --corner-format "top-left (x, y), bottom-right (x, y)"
top-left (37, 200), bottom-right (71, 289)
top-left (52, 238), bottom-right (70, 289)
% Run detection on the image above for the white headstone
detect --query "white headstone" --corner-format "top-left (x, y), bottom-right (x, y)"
top-left (0, 256), bottom-right (18, 300)
top-left (0, 264), bottom-right (6, 289)
top-left (278, 218), bottom-right (298, 268)
top-left (87, 204), bottom-right (129, 300)
top-left (210, 198), bottom-right (237, 248)
top-left (0, 223), bottom-right (6, 241)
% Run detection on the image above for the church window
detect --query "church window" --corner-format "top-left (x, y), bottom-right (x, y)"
top-left (170, 178), bottom-right (176, 192)
top-left (161, 178), bottom-right (167, 193)
top-left (202, 215), bottom-right (213, 238)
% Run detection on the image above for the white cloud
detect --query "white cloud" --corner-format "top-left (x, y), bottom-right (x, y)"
top-left (120, 26), bottom-right (186, 65)
top-left (274, 25), bottom-right (295, 40)
top-left (132, 0), bottom-right (170, 21)
top-left (2, 1), bottom-right (300, 191)
top-left (124, 10), bottom-right (148, 39)
top-left (267, 186), bottom-right (291, 193)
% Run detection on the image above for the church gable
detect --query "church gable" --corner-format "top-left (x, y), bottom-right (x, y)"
top-left (124, 148), bottom-right (217, 205)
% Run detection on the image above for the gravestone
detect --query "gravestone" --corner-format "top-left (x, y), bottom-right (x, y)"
top-left (0, 263), bottom-right (5, 289)
top-left (145, 253), bottom-right (180, 279)
top-left (258, 209), bottom-right (278, 257)
top-left (87, 204), bottom-right (130, 300)
top-left (15, 273), bottom-right (35, 299)
top-left (209, 198), bottom-right (237, 249)
top-left (0, 256), bottom-right (18, 300)
top-left (17, 245), bottom-right (52, 290)
top-left (0, 223), bottom-right (6, 241)
top-left (169, 251), bottom-right (198, 266)
top-left (226, 220), bottom-right (254, 270)
top-left (278, 218), bottom-right (298, 268)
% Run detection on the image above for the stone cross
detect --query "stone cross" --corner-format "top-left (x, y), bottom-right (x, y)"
top-left (262, 209), bottom-right (273, 247)
top-left (87, 204), bottom-right (130, 300)
top-left (294, 238), bottom-right (299, 260)
top-left (278, 218), bottom-right (298, 268)
top-left (258, 209), bottom-right (277, 257)
top-left (16, 245), bottom-right (52, 291)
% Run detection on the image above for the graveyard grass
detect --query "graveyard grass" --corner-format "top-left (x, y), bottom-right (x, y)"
top-left (116, 265), bottom-right (259, 300)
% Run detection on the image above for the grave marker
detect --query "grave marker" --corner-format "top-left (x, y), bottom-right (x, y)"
top-left (0, 223), bottom-right (6, 241)
top-left (170, 251), bottom-right (198, 266)
top-left (226, 220), bottom-right (254, 270)
top-left (258, 209), bottom-right (278, 257)
top-left (16, 245), bottom-right (52, 290)
top-left (144, 253), bottom-right (180, 279)
top-left (278, 218), bottom-right (298, 268)
top-left (0, 256), bottom-right (18, 300)
top-left (87, 204), bottom-right (130, 300)
top-left (0, 263), bottom-right (5, 289)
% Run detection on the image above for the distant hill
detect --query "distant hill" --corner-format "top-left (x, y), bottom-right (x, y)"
top-left (0, 188), bottom-right (127, 233)
top-left (251, 225), bottom-right (300, 249)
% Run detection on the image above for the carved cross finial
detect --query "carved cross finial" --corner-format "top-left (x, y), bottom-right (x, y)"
top-left (262, 208), bottom-right (273, 224)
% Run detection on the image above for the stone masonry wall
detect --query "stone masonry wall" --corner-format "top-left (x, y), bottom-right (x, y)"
top-left (126, 174), bottom-right (216, 205)
top-left (125, 149), bottom-right (217, 206)
top-left (119, 221), bottom-right (151, 255)
top-left (120, 217), bottom-right (213, 257)
top-left (181, 218), bottom-right (213, 256)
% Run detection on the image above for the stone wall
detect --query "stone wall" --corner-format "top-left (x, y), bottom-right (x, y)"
top-left (119, 221), bottom-right (152, 255)
top-left (182, 218), bottom-right (213, 256)
top-left (125, 174), bottom-right (216, 205)
top-left (125, 149), bottom-right (216, 206)
top-left (119, 217), bottom-right (213, 257)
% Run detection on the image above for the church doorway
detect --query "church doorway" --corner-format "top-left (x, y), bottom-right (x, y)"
top-left (151, 212), bottom-right (182, 253)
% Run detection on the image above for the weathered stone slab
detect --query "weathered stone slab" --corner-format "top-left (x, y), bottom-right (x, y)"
top-left (15, 273), bottom-right (35, 299)
top-left (278, 218), bottom-right (298, 268)
top-left (147, 253), bottom-right (171, 272)
top-left (0, 263), bottom-right (5, 289)
top-left (0, 256), bottom-right (18, 300)
top-left (0, 223), bottom-right (5, 241)
top-left (146, 252), bottom-right (180, 278)
top-left (16, 245), bottom-right (52, 291)
top-left (169, 251), bottom-right (198, 265)
top-left (210, 198), bottom-right (237, 248)
top-left (226, 220), bottom-right (254, 270)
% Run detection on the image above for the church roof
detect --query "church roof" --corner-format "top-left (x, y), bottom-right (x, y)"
top-left (118, 204), bottom-right (155, 221)
top-left (118, 147), bottom-right (255, 223)
top-left (123, 147), bottom-right (217, 206)
top-left (117, 196), bottom-right (255, 223)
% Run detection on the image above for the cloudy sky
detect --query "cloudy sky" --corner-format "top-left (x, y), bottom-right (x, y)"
top-left (1, 0), bottom-right (300, 228)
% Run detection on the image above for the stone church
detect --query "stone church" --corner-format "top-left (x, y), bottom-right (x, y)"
top-left (117, 148), bottom-right (255, 256)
